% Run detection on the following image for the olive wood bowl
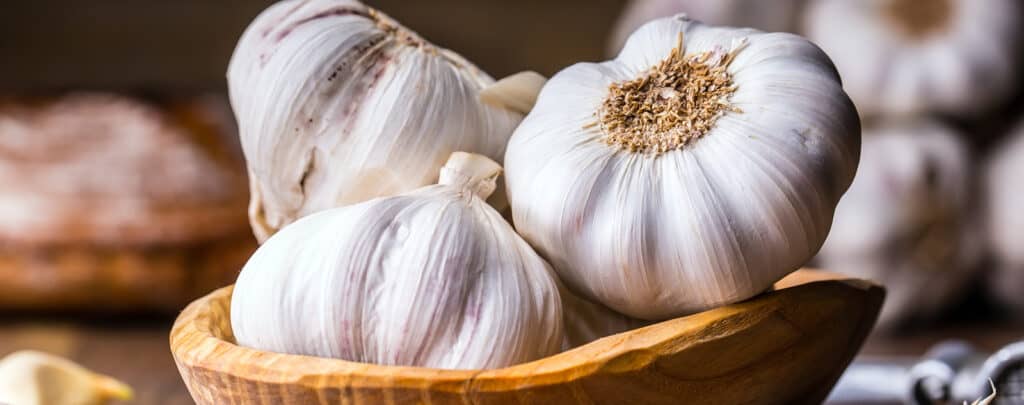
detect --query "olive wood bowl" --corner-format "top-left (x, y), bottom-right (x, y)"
top-left (170, 269), bottom-right (883, 404)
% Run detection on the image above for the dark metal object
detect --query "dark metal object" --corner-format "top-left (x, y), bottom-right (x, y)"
top-left (826, 340), bottom-right (1024, 404)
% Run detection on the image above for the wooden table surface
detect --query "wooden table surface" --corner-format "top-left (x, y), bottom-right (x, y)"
top-left (0, 317), bottom-right (1021, 404)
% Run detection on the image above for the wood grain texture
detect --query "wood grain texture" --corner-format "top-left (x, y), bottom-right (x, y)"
top-left (170, 269), bottom-right (884, 404)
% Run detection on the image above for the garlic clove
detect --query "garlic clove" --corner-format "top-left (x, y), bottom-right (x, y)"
top-left (479, 71), bottom-right (548, 115)
top-left (0, 351), bottom-right (133, 405)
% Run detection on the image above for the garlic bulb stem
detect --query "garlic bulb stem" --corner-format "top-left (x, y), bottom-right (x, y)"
top-left (479, 71), bottom-right (548, 114)
top-left (438, 152), bottom-right (503, 200)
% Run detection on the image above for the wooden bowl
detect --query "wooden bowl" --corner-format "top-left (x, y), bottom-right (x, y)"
top-left (170, 269), bottom-right (883, 404)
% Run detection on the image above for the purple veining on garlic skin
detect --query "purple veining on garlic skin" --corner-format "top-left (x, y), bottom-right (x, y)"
top-left (257, 5), bottom-right (371, 68)
top-left (274, 7), bottom-right (370, 43)
top-left (334, 42), bottom-right (395, 139)
top-left (259, 0), bottom-right (312, 39)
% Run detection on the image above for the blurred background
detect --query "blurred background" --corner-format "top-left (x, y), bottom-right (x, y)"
top-left (1, 0), bottom-right (1023, 403)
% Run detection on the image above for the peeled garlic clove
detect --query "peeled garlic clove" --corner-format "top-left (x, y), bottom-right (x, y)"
top-left (232, 152), bottom-right (564, 370)
top-left (816, 119), bottom-right (978, 330)
top-left (608, 0), bottom-right (806, 55)
top-left (803, 0), bottom-right (1021, 118)
top-left (985, 122), bottom-right (1024, 316)
top-left (0, 351), bottom-right (133, 405)
top-left (228, 0), bottom-right (524, 242)
top-left (505, 16), bottom-right (860, 321)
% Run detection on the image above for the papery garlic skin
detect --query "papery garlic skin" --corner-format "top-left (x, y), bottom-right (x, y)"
top-left (816, 120), bottom-right (977, 329)
top-left (985, 125), bottom-right (1024, 315)
top-left (803, 0), bottom-right (1020, 118)
top-left (229, 0), bottom-right (522, 241)
top-left (608, 0), bottom-right (806, 55)
top-left (505, 16), bottom-right (860, 321)
top-left (231, 153), bottom-right (563, 370)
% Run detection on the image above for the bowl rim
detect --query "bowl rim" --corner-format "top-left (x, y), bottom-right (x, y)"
top-left (170, 268), bottom-right (881, 394)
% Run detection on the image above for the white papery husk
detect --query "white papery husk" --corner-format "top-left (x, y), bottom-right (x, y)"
top-left (985, 123), bottom-right (1024, 316)
top-left (608, 0), bottom-right (806, 55)
top-left (816, 120), bottom-right (979, 330)
top-left (228, 0), bottom-right (522, 242)
top-left (231, 153), bottom-right (564, 370)
top-left (505, 16), bottom-right (860, 321)
top-left (803, 0), bottom-right (1020, 118)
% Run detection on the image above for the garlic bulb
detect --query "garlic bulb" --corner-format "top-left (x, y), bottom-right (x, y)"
top-left (985, 123), bottom-right (1024, 315)
top-left (608, 0), bottom-right (806, 55)
top-left (803, 0), bottom-right (1021, 118)
top-left (228, 0), bottom-right (524, 241)
top-left (231, 152), bottom-right (563, 370)
top-left (0, 351), bottom-right (133, 405)
top-left (816, 120), bottom-right (978, 329)
top-left (505, 16), bottom-right (860, 321)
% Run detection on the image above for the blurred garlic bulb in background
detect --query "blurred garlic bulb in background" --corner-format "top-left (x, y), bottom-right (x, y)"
top-left (803, 0), bottom-right (1021, 118)
top-left (0, 351), bottom-right (132, 405)
top-left (232, 153), bottom-right (564, 370)
top-left (816, 120), bottom-right (978, 330)
top-left (229, 0), bottom-right (523, 242)
top-left (608, 0), bottom-right (806, 55)
top-left (985, 123), bottom-right (1024, 317)
top-left (506, 16), bottom-right (860, 321)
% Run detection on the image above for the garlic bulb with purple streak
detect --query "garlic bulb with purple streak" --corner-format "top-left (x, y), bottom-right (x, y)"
top-left (228, 0), bottom-right (525, 242)
top-left (231, 153), bottom-right (564, 370)
top-left (505, 16), bottom-right (860, 321)
top-left (816, 120), bottom-right (979, 329)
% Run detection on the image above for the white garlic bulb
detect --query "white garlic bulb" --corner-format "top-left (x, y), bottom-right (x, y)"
top-left (816, 120), bottom-right (978, 329)
top-left (803, 0), bottom-right (1020, 118)
top-left (231, 152), bottom-right (564, 370)
top-left (608, 0), bottom-right (806, 55)
top-left (228, 0), bottom-right (524, 241)
top-left (985, 123), bottom-right (1024, 316)
top-left (505, 16), bottom-right (860, 321)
